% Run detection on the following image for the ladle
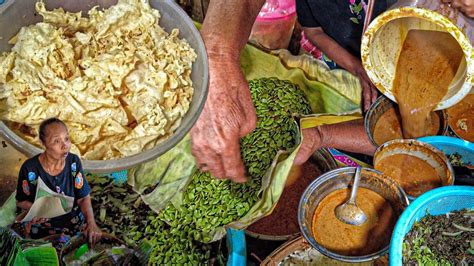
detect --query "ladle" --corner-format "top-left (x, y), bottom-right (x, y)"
top-left (334, 166), bottom-right (368, 226)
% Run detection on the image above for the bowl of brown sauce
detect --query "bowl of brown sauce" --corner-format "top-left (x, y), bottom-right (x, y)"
top-left (446, 93), bottom-right (474, 143)
top-left (374, 139), bottom-right (455, 200)
top-left (365, 96), bottom-right (448, 147)
top-left (298, 167), bottom-right (409, 262)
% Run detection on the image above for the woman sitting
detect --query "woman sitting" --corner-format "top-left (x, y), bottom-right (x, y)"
top-left (15, 118), bottom-right (102, 245)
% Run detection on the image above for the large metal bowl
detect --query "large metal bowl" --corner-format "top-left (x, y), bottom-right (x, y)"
top-left (298, 167), bottom-right (409, 263)
top-left (373, 139), bottom-right (455, 201)
top-left (0, 0), bottom-right (208, 173)
top-left (364, 96), bottom-right (448, 147)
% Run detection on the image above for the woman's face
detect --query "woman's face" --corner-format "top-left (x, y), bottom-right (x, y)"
top-left (42, 123), bottom-right (71, 160)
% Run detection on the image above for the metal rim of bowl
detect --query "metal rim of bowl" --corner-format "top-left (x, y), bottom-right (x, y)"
top-left (261, 235), bottom-right (307, 265)
top-left (373, 138), bottom-right (456, 201)
top-left (445, 95), bottom-right (474, 143)
top-left (365, 96), bottom-right (449, 148)
top-left (244, 230), bottom-right (300, 242)
top-left (447, 120), bottom-right (473, 143)
top-left (297, 167), bottom-right (409, 263)
top-left (0, 0), bottom-right (209, 173)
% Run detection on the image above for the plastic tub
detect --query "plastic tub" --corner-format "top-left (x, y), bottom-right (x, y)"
top-left (226, 228), bottom-right (246, 266)
top-left (418, 136), bottom-right (474, 165)
top-left (361, 0), bottom-right (473, 110)
top-left (249, 0), bottom-right (296, 50)
top-left (389, 186), bottom-right (474, 266)
top-left (0, 0), bottom-right (208, 173)
top-left (298, 167), bottom-right (409, 263)
top-left (365, 96), bottom-right (448, 147)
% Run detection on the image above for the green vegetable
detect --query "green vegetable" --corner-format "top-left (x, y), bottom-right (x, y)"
top-left (403, 209), bottom-right (474, 265)
top-left (448, 152), bottom-right (470, 166)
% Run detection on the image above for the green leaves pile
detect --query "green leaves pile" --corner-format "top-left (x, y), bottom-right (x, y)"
top-left (403, 209), bottom-right (474, 265)
top-left (89, 177), bottom-right (213, 265)
top-left (91, 78), bottom-right (312, 265)
top-left (89, 177), bottom-right (152, 246)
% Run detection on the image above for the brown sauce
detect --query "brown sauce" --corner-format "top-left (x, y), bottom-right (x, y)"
top-left (373, 107), bottom-right (440, 146)
top-left (312, 188), bottom-right (396, 256)
top-left (447, 94), bottom-right (474, 142)
top-left (248, 161), bottom-right (322, 236)
top-left (373, 107), bottom-right (404, 146)
top-left (393, 30), bottom-right (463, 138)
top-left (376, 154), bottom-right (442, 197)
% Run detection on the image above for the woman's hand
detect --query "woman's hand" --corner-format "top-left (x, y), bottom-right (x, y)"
top-left (191, 0), bottom-right (264, 183)
top-left (83, 222), bottom-right (102, 247)
top-left (294, 127), bottom-right (323, 166)
top-left (16, 200), bottom-right (33, 211)
top-left (15, 201), bottom-right (33, 222)
top-left (77, 196), bottom-right (102, 247)
top-left (353, 63), bottom-right (378, 112)
top-left (30, 217), bottom-right (48, 224)
top-left (294, 120), bottom-right (376, 166)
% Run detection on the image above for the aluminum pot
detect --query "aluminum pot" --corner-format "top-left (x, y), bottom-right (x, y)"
top-left (365, 96), bottom-right (448, 147)
top-left (298, 167), bottom-right (409, 263)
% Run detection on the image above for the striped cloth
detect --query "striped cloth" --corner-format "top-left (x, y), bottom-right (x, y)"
top-left (300, 31), bottom-right (338, 69)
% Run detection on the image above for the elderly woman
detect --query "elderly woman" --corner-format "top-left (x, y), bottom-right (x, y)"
top-left (15, 118), bottom-right (102, 245)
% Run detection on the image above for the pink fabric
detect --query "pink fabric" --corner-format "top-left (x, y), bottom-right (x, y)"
top-left (300, 31), bottom-right (323, 59)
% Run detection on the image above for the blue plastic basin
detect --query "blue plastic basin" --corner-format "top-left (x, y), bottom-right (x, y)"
top-left (389, 186), bottom-right (474, 265)
top-left (418, 136), bottom-right (474, 165)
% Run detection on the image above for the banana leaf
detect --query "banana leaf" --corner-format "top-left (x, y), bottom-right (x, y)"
top-left (22, 246), bottom-right (58, 266)
top-left (0, 192), bottom-right (17, 227)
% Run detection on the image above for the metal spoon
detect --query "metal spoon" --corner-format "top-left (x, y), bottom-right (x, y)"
top-left (335, 166), bottom-right (368, 226)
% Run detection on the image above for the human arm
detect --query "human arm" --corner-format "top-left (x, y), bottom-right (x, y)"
top-left (15, 201), bottom-right (33, 223)
top-left (74, 157), bottom-right (101, 246)
top-left (294, 119), bottom-right (376, 165)
top-left (77, 196), bottom-right (102, 247)
top-left (16, 200), bottom-right (33, 211)
top-left (190, 0), bottom-right (265, 183)
top-left (15, 164), bottom-right (35, 211)
top-left (303, 27), bottom-right (378, 111)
